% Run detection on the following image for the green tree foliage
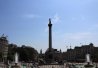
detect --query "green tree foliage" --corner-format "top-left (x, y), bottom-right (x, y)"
top-left (7, 44), bottom-right (38, 62)
top-left (7, 44), bottom-right (17, 61)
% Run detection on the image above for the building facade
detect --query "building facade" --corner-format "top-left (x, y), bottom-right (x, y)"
top-left (0, 34), bottom-right (8, 63)
top-left (63, 43), bottom-right (96, 62)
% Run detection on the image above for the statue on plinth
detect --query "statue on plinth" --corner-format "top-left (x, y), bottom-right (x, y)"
top-left (11, 52), bottom-right (21, 68)
top-left (84, 54), bottom-right (94, 68)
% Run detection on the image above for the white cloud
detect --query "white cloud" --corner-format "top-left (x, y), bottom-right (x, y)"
top-left (25, 14), bottom-right (35, 18)
top-left (52, 13), bottom-right (60, 24)
top-left (65, 32), bottom-right (93, 40)
top-left (71, 14), bottom-right (86, 22)
top-left (22, 14), bottom-right (41, 19)
top-left (44, 13), bottom-right (60, 32)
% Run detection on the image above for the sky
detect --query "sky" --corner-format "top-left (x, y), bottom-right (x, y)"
top-left (0, 0), bottom-right (98, 53)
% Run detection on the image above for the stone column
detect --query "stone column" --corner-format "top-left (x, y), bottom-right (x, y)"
top-left (48, 18), bottom-right (52, 52)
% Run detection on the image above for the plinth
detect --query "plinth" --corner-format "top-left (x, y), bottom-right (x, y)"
top-left (84, 62), bottom-right (94, 68)
top-left (11, 63), bottom-right (21, 68)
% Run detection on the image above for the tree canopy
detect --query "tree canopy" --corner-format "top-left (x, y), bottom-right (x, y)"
top-left (7, 44), bottom-right (38, 62)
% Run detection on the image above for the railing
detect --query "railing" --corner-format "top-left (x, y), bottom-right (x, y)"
top-left (39, 65), bottom-right (64, 68)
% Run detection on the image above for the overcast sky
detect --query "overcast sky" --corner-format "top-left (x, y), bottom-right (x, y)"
top-left (0, 0), bottom-right (98, 52)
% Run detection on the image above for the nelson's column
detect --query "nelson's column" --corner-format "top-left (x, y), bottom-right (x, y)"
top-left (48, 18), bottom-right (52, 52)
top-left (45, 18), bottom-right (54, 63)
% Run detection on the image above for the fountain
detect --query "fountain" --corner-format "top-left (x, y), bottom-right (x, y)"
top-left (15, 52), bottom-right (18, 64)
top-left (86, 54), bottom-right (90, 63)
top-left (11, 52), bottom-right (21, 68)
top-left (84, 54), bottom-right (94, 68)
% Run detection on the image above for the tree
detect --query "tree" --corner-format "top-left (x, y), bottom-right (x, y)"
top-left (7, 44), bottom-right (38, 62)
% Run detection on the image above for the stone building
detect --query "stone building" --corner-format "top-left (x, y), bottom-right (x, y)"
top-left (0, 34), bottom-right (8, 63)
top-left (63, 43), bottom-right (95, 62)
